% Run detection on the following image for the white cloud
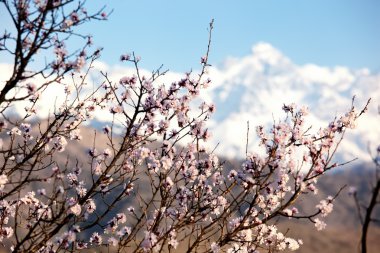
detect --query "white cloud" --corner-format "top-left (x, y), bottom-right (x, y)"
top-left (0, 63), bottom-right (67, 117)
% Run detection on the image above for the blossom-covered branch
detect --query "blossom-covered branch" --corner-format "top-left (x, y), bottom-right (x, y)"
top-left (0, 1), bottom-right (371, 253)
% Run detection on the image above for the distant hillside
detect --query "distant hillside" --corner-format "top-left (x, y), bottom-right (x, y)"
top-left (283, 164), bottom-right (380, 253)
top-left (216, 157), bottom-right (380, 252)
top-left (2, 123), bottom-right (378, 252)
top-left (36, 125), bottom-right (380, 252)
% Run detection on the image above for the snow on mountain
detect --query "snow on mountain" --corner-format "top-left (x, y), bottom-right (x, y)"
top-left (203, 43), bottom-right (379, 162)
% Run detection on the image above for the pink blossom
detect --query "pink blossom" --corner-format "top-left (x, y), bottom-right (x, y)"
top-left (90, 232), bottom-right (102, 245)
top-left (70, 204), bottom-right (81, 216)
top-left (314, 218), bottom-right (326, 231)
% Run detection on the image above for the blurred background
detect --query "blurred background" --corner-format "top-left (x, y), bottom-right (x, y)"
top-left (1, 0), bottom-right (379, 252)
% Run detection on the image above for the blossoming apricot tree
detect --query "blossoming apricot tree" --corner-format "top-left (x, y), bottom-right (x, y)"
top-left (0, 0), bottom-right (370, 252)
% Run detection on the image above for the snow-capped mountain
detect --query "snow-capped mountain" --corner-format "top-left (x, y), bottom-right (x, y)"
top-left (73, 43), bottom-right (380, 163)
top-left (203, 43), bottom-right (379, 162)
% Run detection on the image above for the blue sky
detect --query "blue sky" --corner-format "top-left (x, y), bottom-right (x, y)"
top-left (0, 0), bottom-right (379, 72)
top-left (78, 0), bottom-right (380, 72)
